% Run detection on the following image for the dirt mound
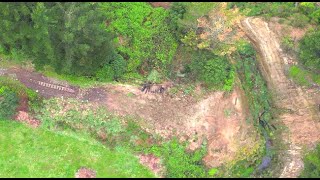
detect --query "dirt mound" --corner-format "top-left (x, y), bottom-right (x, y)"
top-left (138, 154), bottom-right (163, 177)
top-left (15, 111), bottom-right (41, 128)
top-left (103, 84), bottom-right (259, 168)
top-left (149, 2), bottom-right (171, 9)
top-left (241, 17), bottom-right (320, 178)
top-left (75, 167), bottom-right (96, 178)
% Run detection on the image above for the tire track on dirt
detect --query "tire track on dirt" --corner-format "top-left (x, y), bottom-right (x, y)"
top-left (241, 17), bottom-right (320, 178)
top-left (3, 67), bottom-right (106, 102)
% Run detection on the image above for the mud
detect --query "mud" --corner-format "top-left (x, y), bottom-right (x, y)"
top-left (241, 17), bottom-right (320, 178)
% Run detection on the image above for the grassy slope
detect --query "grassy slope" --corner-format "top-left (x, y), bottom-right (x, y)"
top-left (0, 120), bottom-right (154, 178)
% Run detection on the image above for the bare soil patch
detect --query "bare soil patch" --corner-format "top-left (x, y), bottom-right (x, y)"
top-left (149, 2), bottom-right (171, 9)
top-left (102, 84), bottom-right (259, 168)
top-left (15, 111), bottom-right (41, 128)
top-left (138, 154), bottom-right (163, 177)
top-left (75, 167), bottom-right (96, 178)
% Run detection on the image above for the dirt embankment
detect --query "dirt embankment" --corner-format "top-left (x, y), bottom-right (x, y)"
top-left (103, 83), bottom-right (260, 168)
top-left (241, 17), bottom-right (320, 178)
top-left (0, 65), bottom-right (260, 169)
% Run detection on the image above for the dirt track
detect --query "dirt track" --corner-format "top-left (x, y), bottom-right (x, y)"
top-left (241, 17), bottom-right (320, 178)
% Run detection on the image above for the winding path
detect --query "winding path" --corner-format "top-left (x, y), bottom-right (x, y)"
top-left (241, 17), bottom-right (320, 178)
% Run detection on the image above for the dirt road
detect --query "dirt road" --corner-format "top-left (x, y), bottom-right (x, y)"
top-left (241, 17), bottom-right (320, 178)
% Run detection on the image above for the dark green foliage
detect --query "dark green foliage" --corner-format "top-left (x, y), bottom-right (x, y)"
top-left (95, 66), bottom-right (114, 82)
top-left (168, 2), bottom-right (187, 40)
top-left (100, 2), bottom-right (178, 77)
top-left (281, 36), bottom-right (295, 53)
top-left (228, 2), bottom-right (297, 18)
top-left (186, 49), bottom-right (234, 90)
top-left (200, 57), bottom-right (232, 89)
top-left (300, 144), bottom-right (320, 178)
top-left (0, 2), bottom-right (118, 77)
top-left (145, 138), bottom-right (208, 178)
top-left (0, 86), bottom-right (19, 119)
top-left (228, 2), bottom-right (320, 26)
top-left (0, 77), bottom-right (41, 115)
top-left (0, 2), bottom-right (36, 55)
top-left (299, 30), bottom-right (320, 73)
top-left (39, 2), bottom-right (117, 76)
top-left (110, 53), bottom-right (127, 80)
top-left (290, 13), bottom-right (309, 28)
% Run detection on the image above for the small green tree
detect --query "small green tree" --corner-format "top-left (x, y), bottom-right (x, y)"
top-left (299, 31), bottom-right (320, 72)
top-left (299, 144), bottom-right (320, 178)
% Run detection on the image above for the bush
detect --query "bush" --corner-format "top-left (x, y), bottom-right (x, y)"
top-left (186, 50), bottom-right (234, 90)
top-left (281, 35), bottom-right (295, 53)
top-left (111, 53), bottom-right (127, 80)
top-left (299, 144), bottom-right (320, 178)
top-left (288, 66), bottom-right (310, 86)
top-left (299, 30), bottom-right (320, 72)
top-left (310, 9), bottom-right (320, 24)
top-left (0, 86), bottom-right (19, 119)
top-left (290, 13), bottom-right (309, 28)
top-left (95, 65), bottom-right (114, 82)
top-left (146, 69), bottom-right (162, 83)
top-left (201, 57), bottom-right (232, 89)
top-left (145, 138), bottom-right (208, 178)
top-left (0, 77), bottom-right (41, 115)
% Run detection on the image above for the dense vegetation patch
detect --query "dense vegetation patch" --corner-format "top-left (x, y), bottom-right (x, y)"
top-left (0, 3), bottom-right (119, 77)
top-left (0, 77), bottom-right (39, 119)
top-left (299, 144), bottom-right (320, 178)
top-left (228, 2), bottom-right (320, 27)
top-left (298, 30), bottom-right (320, 73)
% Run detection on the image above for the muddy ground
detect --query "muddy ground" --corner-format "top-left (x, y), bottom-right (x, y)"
top-left (0, 65), bottom-right (259, 169)
top-left (241, 17), bottom-right (320, 178)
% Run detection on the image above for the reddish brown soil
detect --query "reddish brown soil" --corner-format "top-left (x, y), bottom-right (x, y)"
top-left (149, 2), bottom-right (172, 9)
top-left (138, 154), bottom-right (163, 177)
top-left (75, 167), bottom-right (96, 178)
top-left (102, 84), bottom-right (259, 168)
top-left (15, 111), bottom-right (41, 128)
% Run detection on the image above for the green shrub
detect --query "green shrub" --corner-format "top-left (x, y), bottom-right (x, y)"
top-left (146, 69), bottom-right (162, 83)
top-left (111, 53), bottom-right (127, 80)
top-left (290, 13), bottom-right (309, 28)
top-left (299, 30), bottom-right (320, 72)
top-left (281, 35), bottom-right (295, 53)
top-left (288, 66), bottom-right (310, 86)
top-left (201, 57), bottom-right (232, 89)
top-left (0, 77), bottom-right (40, 115)
top-left (96, 65), bottom-right (115, 82)
top-left (298, 2), bottom-right (316, 15)
top-left (145, 138), bottom-right (208, 178)
top-left (187, 50), bottom-right (234, 90)
top-left (0, 86), bottom-right (19, 119)
top-left (310, 9), bottom-right (320, 24)
top-left (299, 144), bottom-right (320, 178)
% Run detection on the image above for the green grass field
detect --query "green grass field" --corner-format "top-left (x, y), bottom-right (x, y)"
top-left (0, 120), bottom-right (154, 178)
